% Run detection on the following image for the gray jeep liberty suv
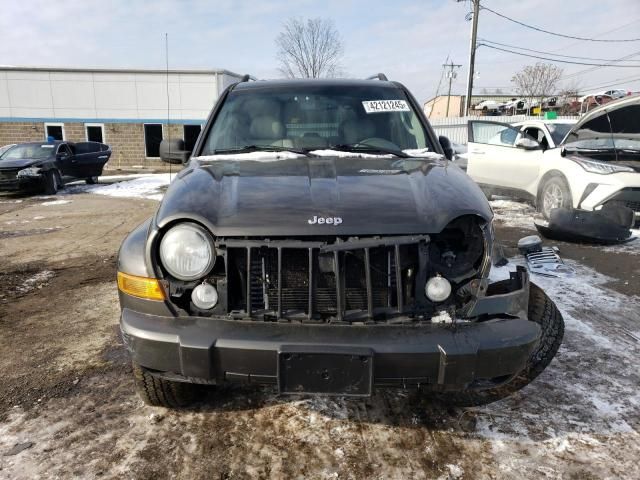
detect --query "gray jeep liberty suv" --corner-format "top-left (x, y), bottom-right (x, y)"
top-left (117, 75), bottom-right (564, 407)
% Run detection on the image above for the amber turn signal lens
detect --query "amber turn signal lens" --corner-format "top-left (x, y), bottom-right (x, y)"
top-left (117, 272), bottom-right (166, 301)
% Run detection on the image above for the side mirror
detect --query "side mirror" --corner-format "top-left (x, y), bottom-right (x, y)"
top-left (438, 135), bottom-right (454, 160)
top-left (160, 139), bottom-right (191, 164)
top-left (515, 137), bottom-right (540, 150)
top-left (56, 152), bottom-right (69, 160)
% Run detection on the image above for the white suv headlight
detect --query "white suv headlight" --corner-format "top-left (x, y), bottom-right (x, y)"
top-left (569, 156), bottom-right (634, 174)
top-left (159, 223), bottom-right (216, 281)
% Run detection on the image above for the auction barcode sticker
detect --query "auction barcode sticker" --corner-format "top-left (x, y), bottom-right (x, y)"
top-left (362, 100), bottom-right (410, 113)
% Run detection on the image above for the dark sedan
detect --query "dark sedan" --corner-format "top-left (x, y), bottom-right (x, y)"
top-left (0, 140), bottom-right (111, 194)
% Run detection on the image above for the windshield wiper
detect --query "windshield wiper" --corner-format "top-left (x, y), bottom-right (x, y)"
top-left (327, 144), bottom-right (409, 158)
top-left (211, 145), bottom-right (315, 156)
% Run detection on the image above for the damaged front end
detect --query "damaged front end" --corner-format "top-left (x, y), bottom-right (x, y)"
top-left (151, 214), bottom-right (528, 326)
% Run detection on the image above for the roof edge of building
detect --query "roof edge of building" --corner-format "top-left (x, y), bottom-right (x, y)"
top-left (0, 65), bottom-right (246, 78)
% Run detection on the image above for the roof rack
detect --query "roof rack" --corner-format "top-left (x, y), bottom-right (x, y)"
top-left (366, 73), bottom-right (388, 81)
top-left (240, 74), bottom-right (258, 82)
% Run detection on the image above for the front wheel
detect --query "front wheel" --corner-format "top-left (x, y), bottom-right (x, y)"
top-left (538, 176), bottom-right (572, 219)
top-left (85, 176), bottom-right (99, 185)
top-left (424, 283), bottom-right (564, 407)
top-left (132, 362), bottom-right (201, 408)
top-left (43, 170), bottom-right (60, 195)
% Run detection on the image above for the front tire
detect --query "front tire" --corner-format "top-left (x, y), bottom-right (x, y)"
top-left (425, 283), bottom-right (564, 407)
top-left (538, 176), bottom-right (571, 219)
top-left (132, 362), bottom-right (200, 408)
top-left (85, 176), bottom-right (99, 185)
top-left (43, 169), bottom-right (60, 195)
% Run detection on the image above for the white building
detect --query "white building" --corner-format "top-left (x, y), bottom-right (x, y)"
top-left (0, 66), bottom-right (244, 166)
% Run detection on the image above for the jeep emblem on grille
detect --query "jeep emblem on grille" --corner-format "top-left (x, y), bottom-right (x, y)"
top-left (308, 216), bottom-right (343, 225)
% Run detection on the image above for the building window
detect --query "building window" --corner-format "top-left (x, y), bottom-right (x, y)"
top-left (183, 124), bottom-right (202, 153)
top-left (45, 123), bottom-right (65, 141)
top-left (144, 124), bottom-right (163, 157)
top-left (85, 123), bottom-right (104, 143)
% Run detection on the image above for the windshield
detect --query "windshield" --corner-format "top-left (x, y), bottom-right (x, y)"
top-left (547, 123), bottom-right (573, 146)
top-left (0, 144), bottom-right (55, 161)
top-left (200, 85), bottom-right (433, 155)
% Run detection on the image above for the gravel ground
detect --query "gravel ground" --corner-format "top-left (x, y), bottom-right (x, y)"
top-left (0, 181), bottom-right (638, 479)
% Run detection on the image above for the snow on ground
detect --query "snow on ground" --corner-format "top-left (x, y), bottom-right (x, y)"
top-left (15, 271), bottom-right (55, 294)
top-left (489, 199), bottom-right (540, 230)
top-left (40, 199), bottom-right (71, 206)
top-left (65, 174), bottom-right (172, 201)
top-left (1, 257), bottom-right (638, 478)
top-left (480, 258), bottom-right (640, 477)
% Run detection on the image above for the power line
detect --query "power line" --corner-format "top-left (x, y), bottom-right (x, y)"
top-left (478, 43), bottom-right (640, 67)
top-left (479, 38), bottom-right (640, 63)
top-left (481, 4), bottom-right (640, 42)
top-left (561, 50), bottom-right (640, 80)
top-left (578, 75), bottom-right (640, 92)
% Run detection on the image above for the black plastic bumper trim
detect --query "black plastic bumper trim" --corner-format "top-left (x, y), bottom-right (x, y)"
top-left (121, 308), bottom-right (540, 390)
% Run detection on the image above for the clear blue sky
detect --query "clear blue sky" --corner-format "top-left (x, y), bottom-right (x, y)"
top-left (1, 0), bottom-right (639, 103)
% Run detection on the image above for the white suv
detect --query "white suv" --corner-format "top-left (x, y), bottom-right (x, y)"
top-left (466, 95), bottom-right (640, 222)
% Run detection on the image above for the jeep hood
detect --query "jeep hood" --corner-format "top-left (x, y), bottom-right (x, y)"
top-left (155, 156), bottom-right (492, 236)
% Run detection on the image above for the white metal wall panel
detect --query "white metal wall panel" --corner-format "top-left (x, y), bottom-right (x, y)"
top-left (0, 68), bottom-right (238, 121)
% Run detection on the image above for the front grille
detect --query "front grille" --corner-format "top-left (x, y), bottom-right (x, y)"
top-left (0, 169), bottom-right (19, 182)
top-left (222, 236), bottom-right (430, 322)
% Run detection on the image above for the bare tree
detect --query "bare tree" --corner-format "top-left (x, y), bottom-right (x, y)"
top-left (511, 62), bottom-right (563, 114)
top-left (276, 18), bottom-right (344, 78)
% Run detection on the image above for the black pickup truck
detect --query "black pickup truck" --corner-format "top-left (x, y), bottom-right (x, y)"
top-left (0, 140), bottom-right (111, 194)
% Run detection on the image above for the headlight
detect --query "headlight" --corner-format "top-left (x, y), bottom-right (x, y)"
top-left (425, 275), bottom-right (452, 302)
top-left (17, 167), bottom-right (42, 178)
top-left (569, 156), bottom-right (634, 174)
top-left (159, 223), bottom-right (215, 280)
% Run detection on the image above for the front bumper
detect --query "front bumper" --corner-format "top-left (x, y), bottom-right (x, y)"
top-left (0, 176), bottom-right (44, 192)
top-left (121, 269), bottom-right (539, 392)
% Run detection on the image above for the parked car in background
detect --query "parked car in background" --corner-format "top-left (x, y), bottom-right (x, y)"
top-left (500, 98), bottom-right (528, 114)
top-left (0, 141), bottom-right (111, 194)
top-left (466, 95), bottom-right (640, 222)
top-left (579, 89), bottom-right (628, 102)
top-left (580, 94), bottom-right (615, 114)
top-left (473, 100), bottom-right (504, 112)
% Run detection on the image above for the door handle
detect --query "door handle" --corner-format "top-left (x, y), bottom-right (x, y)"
top-left (470, 150), bottom-right (485, 155)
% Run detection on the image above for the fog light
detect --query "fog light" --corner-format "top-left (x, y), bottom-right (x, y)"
top-left (191, 282), bottom-right (218, 310)
top-left (425, 275), bottom-right (451, 302)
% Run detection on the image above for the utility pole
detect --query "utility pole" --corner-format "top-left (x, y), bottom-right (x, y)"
top-left (443, 61), bottom-right (462, 117)
top-left (464, 0), bottom-right (480, 116)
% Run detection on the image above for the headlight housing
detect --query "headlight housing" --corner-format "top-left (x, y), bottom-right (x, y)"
top-left (17, 167), bottom-right (42, 178)
top-left (159, 223), bottom-right (216, 281)
top-left (569, 156), bottom-right (634, 174)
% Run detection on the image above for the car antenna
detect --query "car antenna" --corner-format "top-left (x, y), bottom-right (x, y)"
top-left (165, 32), bottom-right (172, 182)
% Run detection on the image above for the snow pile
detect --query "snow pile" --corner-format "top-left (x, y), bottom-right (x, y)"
top-left (41, 199), bottom-right (71, 206)
top-left (66, 174), bottom-right (172, 201)
top-left (16, 270), bottom-right (54, 294)
top-left (194, 151), bottom-right (303, 163)
top-left (489, 199), bottom-right (538, 230)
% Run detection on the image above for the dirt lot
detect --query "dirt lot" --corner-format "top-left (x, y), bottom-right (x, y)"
top-left (0, 182), bottom-right (639, 479)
